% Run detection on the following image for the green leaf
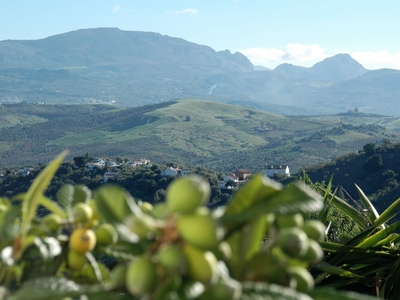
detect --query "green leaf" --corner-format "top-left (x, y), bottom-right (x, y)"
top-left (20, 150), bottom-right (68, 241)
top-left (221, 182), bottom-right (322, 225)
top-left (240, 216), bottom-right (268, 262)
top-left (7, 277), bottom-right (116, 300)
top-left (329, 193), bottom-right (369, 230)
top-left (224, 174), bottom-right (282, 217)
top-left (357, 221), bottom-right (400, 249)
top-left (354, 184), bottom-right (381, 226)
top-left (73, 184), bottom-right (92, 204)
top-left (240, 282), bottom-right (313, 300)
top-left (38, 195), bottom-right (67, 219)
top-left (93, 184), bottom-right (141, 224)
top-left (309, 287), bottom-right (383, 300)
top-left (314, 261), bottom-right (363, 278)
top-left (56, 184), bottom-right (74, 215)
top-left (373, 196), bottom-right (400, 226)
top-left (0, 205), bottom-right (21, 245)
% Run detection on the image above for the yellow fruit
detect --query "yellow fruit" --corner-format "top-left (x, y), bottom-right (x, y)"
top-left (157, 244), bottom-right (188, 274)
top-left (302, 220), bottom-right (326, 241)
top-left (301, 239), bottom-right (324, 264)
top-left (183, 244), bottom-right (217, 285)
top-left (124, 213), bottom-right (157, 239)
top-left (287, 266), bottom-right (314, 293)
top-left (42, 213), bottom-right (63, 232)
top-left (95, 223), bottom-right (118, 246)
top-left (177, 208), bottom-right (220, 250)
top-left (276, 227), bottom-right (309, 258)
top-left (166, 175), bottom-right (210, 214)
top-left (126, 257), bottom-right (157, 297)
top-left (69, 228), bottom-right (96, 254)
top-left (275, 213), bottom-right (304, 229)
top-left (67, 250), bottom-right (87, 271)
top-left (72, 203), bottom-right (93, 223)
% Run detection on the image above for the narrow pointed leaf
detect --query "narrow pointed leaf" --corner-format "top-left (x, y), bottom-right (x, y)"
top-left (373, 196), bottom-right (400, 226)
top-left (309, 287), bottom-right (382, 300)
top-left (20, 150), bottom-right (68, 240)
top-left (38, 195), bottom-right (67, 218)
top-left (329, 193), bottom-right (369, 229)
top-left (357, 221), bottom-right (400, 248)
top-left (314, 261), bottom-right (363, 278)
top-left (354, 184), bottom-right (381, 225)
top-left (240, 215), bottom-right (268, 262)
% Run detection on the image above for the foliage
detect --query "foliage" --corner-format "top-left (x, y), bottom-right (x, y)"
top-left (0, 153), bottom-right (382, 299)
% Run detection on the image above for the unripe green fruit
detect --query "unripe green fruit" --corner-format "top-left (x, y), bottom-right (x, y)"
top-left (95, 223), bottom-right (118, 246)
top-left (150, 203), bottom-right (169, 220)
top-left (275, 213), bottom-right (304, 229)
top-left (198, 277), bottom-right (242, 300)
top-left (72, 203), bottom-right (93, 223)
top-left (124, 213), bottom-right (157, 239)
top-left (302, 239), bottom-right (324, 264)
top-left (126, 257), bottom-right (157, 297)
top-left (42, 213), bottom-right (63, 232)
top-left (302, 220), bottom-right (326, 241)
top-left (110, 264), bottom-right (127, 289)
top-left (276, 227), bottom-right (309, 258)
top-left (177, 208), bottom-right (220, 250)
top-left (67, 250), bottom-right (87, 271)
top-left (268, 268), bottom-right (295, 288)
top-left (166, 175), bottom-right (210, 214)
top-left (183, 244), bottom-right (217, 285)
top-left (139, 202), bottom-right (153, 213)
top-left (157, 244), bottom-right (188, 274)
top-left (287, 266), bottom-right (314, 293)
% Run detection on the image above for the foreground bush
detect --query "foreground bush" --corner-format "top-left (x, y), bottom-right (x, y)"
top-left (0, 152), bottom-right (383, 299)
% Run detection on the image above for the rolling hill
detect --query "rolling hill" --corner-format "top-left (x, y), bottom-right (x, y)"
top-left (1, 100), bottom-right (400, 173)
top-left (1, 28), bottom-right (400, 116)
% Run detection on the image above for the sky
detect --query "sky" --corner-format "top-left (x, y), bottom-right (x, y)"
top-left (1, 0), bottom-right (400, 70)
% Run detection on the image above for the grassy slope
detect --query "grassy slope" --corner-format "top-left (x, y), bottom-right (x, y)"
top-left (2, 100), bottom-right (400, 173)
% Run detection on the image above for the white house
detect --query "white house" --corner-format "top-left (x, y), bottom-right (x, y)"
top-left (160, 167), bottom-right (190, 177)
top-left (104, 172), bottom-right (119, 183)
top-left (86, 158), bottom-right (106, 170)
top-left (125, 158), bottom-right (150, 167)
top-left (223, 175), bottom-right (240, 183)
top-left (263, 165), bottom-right (290, 178)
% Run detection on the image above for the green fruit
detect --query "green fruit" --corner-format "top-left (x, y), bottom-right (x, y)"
top-left (287, 266), bottom-right (314, 293)
top-left (183, 244), bottom-right (217, 285)
top-left (166, 175), bottom-right (210, 214)
top-left (124, 213), bottom-right (157, 239)
top-left (302, 220), bottom-right (326, 241)
top-left (126, 257), bottom-right (157, 297)
top-left (140, 202), bottom-right (153, 213)
top-left (177, 208), bottom-right (221, 250)
top-left (198, 277), bottom-right (242, 300)
top-left (95, 223), bottom-right (118, 246)
top-left (275, 213), bottom-right (304, 229)
top-left (302, 239), bottom-right (324, 264)
top-left (110, 264), bottom-right (127, 289)
top-left (72, 202), bottom-right (93, 223)
top-left (67, 250), bottom-right (87, 271)
top-left (276, 227), bottom-right (309, 258)
top-left (150, 203), bottom-right (169, 220)
top-left (42, 213), bottom-right (63, 232)
top-left (157, 244), bottom-right (188, 274)
top-left (268, 268), bottom-right (295, 288)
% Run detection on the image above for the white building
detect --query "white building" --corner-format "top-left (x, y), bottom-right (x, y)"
top-left (263, 165), bottom-right (290, 178)
top-left (160, 167), bottom-right (190, 177)
top-left (104, 172), bottom-right (119, 183)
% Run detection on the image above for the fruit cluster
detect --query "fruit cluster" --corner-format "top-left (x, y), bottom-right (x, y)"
top-left (118, 175), bottom-right (242, 299)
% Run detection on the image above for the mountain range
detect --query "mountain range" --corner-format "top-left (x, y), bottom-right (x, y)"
top-left (1, 28), bottom-right (400, 116)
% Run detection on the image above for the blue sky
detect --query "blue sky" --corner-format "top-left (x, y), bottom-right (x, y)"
top-left (1, 0), bottom-right (399, 69)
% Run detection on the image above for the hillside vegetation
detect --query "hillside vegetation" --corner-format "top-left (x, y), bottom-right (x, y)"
top-left (1, 100), bottom-right (400, 173)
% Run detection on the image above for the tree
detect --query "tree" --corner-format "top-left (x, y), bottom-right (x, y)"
top-left (225, 179), bottom-right (237, 189)
top-left (363, 143), bottom-right (376, 155)
top-left (363, 154), bottom-right (383, 173)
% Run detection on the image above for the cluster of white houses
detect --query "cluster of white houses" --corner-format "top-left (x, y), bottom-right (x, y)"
top-left (14, 156), bottom-right (290, 186)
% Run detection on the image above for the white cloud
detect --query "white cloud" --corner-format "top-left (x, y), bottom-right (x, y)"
top-left (168, 8), bottom-right (198, 15)
top-left (238, 44), bottom-right (328, 68)
top-left (238, 44), bottom-right (400, 70)
top-left (112, 5), bottom-right (121, 13)
top-left (349, 50), bottom-right (400, 70)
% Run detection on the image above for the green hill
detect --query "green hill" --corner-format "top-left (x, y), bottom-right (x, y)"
top-left (1, 100), bottom-right (400, 173)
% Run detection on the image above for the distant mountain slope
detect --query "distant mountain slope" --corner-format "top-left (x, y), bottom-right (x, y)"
top-left (0, 28), bottom-right (253, 73)
top-left (273, 54), bottom-right (367, 82)
top-left (1, 28), bottom-right (400, 116)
